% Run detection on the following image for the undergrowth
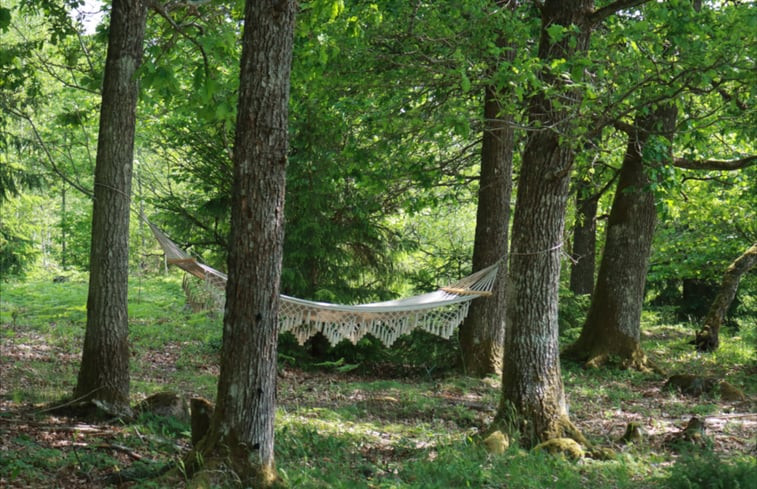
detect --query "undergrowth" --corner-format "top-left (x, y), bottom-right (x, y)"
top-left (1, 275), bottom-right (755, 488)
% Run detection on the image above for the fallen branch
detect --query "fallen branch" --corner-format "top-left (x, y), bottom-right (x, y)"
top-left (51, 441), bottom-right (146, 460)
top-left (37, 387), bottom-right (104, 414)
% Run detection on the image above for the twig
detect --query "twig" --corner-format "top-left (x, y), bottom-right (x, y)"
top-left (104, 443), bottom-right (146, 460)
top-left (71, 437), bottom-right (95, 484)
top-left (36, 387), bottom-right (104, 414)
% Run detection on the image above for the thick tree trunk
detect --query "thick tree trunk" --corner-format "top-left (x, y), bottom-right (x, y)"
top-left (74, 0), bottom-right (147, 412)
top-left (459, 86), bottom-right (513, 376)
top-left (495, 0), bottom-right (592, 448)
top-left (569, 182), bottom-right (598, 295)
top-left (695, 243), bottom-right (757, 352)
top-left (188, 1), bottom-right (296, 486)
top-left (563, 105), bottom-right (677, 369)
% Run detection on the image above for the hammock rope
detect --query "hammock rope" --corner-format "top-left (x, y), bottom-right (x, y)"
top-left (149, 222), bottom-right (498, 347)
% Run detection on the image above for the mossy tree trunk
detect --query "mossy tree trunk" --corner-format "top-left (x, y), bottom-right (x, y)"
top-left (695, 243), bottom-right (757, 352)
top-left (563, 105), bottom-right (677, 370)
top-left (74, 0), bottom-right (147, 412)
top-left (495, 0), bottom-right (593, 448)
top-left (460, 1), bottom-right (516, 376)
top-left (186, 1), bottom-right (296, 486)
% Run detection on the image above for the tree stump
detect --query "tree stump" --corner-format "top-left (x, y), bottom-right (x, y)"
top-left (618, 422), bottom-right (644, 444)
top-left (190, 397), bottom-right (215, 446)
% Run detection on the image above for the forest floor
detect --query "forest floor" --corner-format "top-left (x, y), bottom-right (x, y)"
top-left (1, 276), bottom-right (755, 488)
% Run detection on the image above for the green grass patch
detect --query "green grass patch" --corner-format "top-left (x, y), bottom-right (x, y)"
top-left (1, 275), bottom-right (755, 488)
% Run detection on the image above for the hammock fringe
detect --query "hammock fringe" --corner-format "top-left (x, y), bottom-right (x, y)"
top-left (149, 222), bottom-right (497, 347)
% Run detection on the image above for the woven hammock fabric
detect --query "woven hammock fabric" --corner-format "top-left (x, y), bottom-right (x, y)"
top-left (149, 223), bottom-right (497, 346)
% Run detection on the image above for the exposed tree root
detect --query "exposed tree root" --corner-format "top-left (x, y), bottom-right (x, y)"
top-left (556, 416), bottom-right (588, 447)
top-left (564, 345), bottom-right (666, 376)
top-left (485, 410), bottom-right (590, 451)
top-left (183, 435), bottom-right (283, 489)
top-left (694, 324), bottom-right (719, 352)
top-left (42, 397), bottom-right (133, 422)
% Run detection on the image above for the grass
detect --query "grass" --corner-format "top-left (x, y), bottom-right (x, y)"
top-left (1, 273), bottom-right (755, 488)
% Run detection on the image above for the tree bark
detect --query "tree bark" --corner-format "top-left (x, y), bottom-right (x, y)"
top-left (695, 243), bottom-right (757, 352)
top-left (570, 146), bottom-right (618, 296)
top-left (569, 182), bottom-right (598, 295)
top-left (459, 67), bottom-right (514, 376)
top-left (61, 185), bottom-right (67, 269)
top-left (563, 105), bottom-right (676, 369)
top-left (74, 0), bottom-right (147, 412)
top-left (187, 1), bottom-right (296, 486)
top-left (495, 0), bottom-right (592, 448)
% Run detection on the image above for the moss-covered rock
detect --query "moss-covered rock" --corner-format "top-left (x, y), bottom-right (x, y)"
top-left (532, 438), bottom-right (584, 460)
top-left (483, 430), bottom-right (509, 454)
top-left (665, 375), bottom-right (746, 401)
top-left (718, 381), bottom-right (746, 401)
top-left (134, 391), bottom-right (189, 422)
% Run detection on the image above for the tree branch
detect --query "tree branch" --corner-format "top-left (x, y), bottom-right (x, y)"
top-left (145, 0), bottom-right (210, 80)
top-left (673, 156), bottom-right (757, 171)
top-left (590, 0), bottom-right (651, 26)
top-left (612, 119), bottom-right (636, 135)
top-left (680, 174), bottom-right (733, 186)
top-left (3, 105), bottom-right (94, 199)
top-left (716, 87), bottom-right (748, 111)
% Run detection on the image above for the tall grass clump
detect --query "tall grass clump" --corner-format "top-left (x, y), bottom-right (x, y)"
top-left (665, 449), bottom-right (756, 489)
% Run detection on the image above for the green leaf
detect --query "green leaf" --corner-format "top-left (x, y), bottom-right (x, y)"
top-left (546, 23), bottom-right (567, 43)
top-left (460, 71), bottom-right (471, 93)
top-left (215, 102), bottom-right (232, 119)
top-left (329, 0), bottom-right (344, 21)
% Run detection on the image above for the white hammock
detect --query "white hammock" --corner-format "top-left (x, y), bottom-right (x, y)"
top-left (150, 223), bottom-right (498, 346)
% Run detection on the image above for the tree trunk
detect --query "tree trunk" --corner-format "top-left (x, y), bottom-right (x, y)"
top-left (563, 105), bottom-right (677, 369)
top-left (569, 181), bottom-right (598, 295)
top-left (61, 185), bottom-right (67, 269)
top-left (74, 0), bottom-right (147, 412)
top-left (187, 1), bottom-right (296, 486)
top-left (495, 0), bottom-right (592, 448)
top-left (459, 86), bottom-right (513, 376)
top-left (695, 243), bottom-right (757, 352)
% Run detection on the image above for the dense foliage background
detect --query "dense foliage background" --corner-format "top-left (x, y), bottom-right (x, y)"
top-left (2, 1), bottom-right (753, 312)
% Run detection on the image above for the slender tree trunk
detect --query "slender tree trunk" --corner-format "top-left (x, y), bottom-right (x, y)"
top-left (569, 181), bottom-right (598, 295)
top-left (137, 163), bottom-right (145, 271)
top-left (459, 0), bottom-right (516, 378)
top-left (74, 0), bottom-right (147, 412)
top-left (563, 105), bottom-right (676, 369)
top-left (188, 1), bottom-right (296, 486)
top-left (459, 89), bottom-right (513, 376)
top-left (695, 243), bottom-right (757, 352)
top-left (61, 185), bottom-right (67, 269)
top-left (495, 0), bottom-right (592, 447)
